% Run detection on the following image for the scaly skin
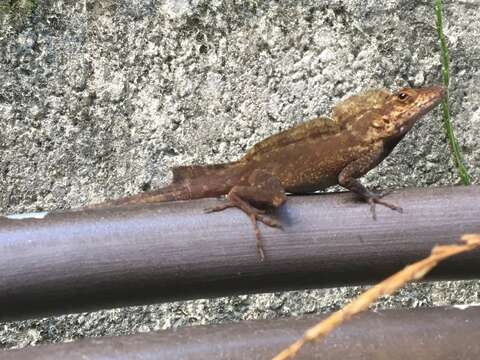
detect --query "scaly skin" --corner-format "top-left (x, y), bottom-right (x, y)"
top-left (90, 85), bottom-right (445, 260)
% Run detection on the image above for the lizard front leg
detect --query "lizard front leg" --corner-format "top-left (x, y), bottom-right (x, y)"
top-left (205, 169), bottom-right (287, 261)
top-left (338, 142), bottom-right (403, 220)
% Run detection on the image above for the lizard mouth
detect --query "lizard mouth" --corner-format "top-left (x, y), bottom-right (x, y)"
top-left (397, 85), bottom-right (445, 135)
top-left (416, 85), bottom-right (445, 113)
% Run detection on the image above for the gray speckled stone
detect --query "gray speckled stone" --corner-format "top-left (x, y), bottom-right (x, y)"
top-left (1, 0), bottom-right (479, 350)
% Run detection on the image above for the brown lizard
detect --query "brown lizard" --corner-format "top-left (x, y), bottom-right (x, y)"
top-left (90, 85), bottom-right (445, 260)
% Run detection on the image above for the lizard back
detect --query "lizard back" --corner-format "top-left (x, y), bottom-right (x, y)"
top-left (242, 116), bottom-right (341, 161)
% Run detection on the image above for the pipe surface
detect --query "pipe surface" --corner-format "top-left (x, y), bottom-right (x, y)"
top-left (0, 186), bottom-right (479, 320)
top-left (3, 306), bottom-right (480, 359)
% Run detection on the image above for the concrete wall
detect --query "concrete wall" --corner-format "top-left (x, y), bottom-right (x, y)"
top-left (1, 0), bottom-right (479, 349)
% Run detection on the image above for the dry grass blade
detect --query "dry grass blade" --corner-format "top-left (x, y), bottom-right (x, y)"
top-left (272, 234), bottom-right (480, 360)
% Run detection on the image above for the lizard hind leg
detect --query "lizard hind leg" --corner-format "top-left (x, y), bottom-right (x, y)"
top-left (205, 169), bottom-right (287, 261)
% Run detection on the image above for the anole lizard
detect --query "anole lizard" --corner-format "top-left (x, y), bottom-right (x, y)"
top-left (90, 85), bottom-right (445, 260)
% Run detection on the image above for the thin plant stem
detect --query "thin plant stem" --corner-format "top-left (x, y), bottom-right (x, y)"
top-left (434, 0), bottom-right (471, 185)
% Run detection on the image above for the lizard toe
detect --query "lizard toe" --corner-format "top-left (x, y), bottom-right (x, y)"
top-left (368, 196), bottom-right (402, 220)
top-left (256, 213), bottom-right (282, 229)
top-left (204, 202), bottom-right (235, 213)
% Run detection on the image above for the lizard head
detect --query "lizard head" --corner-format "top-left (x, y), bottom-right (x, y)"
top-left (360, 85), bottom-right (446, 143)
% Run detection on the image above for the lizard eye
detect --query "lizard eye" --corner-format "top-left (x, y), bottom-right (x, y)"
top-left (397, 92), bottom-right (409, 101)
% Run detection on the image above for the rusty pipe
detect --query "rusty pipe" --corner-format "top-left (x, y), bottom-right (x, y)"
top-left (3, 306), bottom-right (480, 359)
top-left (0, 185), bottom-right (479, 321)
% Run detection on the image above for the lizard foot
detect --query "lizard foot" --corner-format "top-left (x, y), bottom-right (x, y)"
top-left (205, 194), bottom-right (282, 261)
top-left (367, 192), bottom-right (403, 220)
top-left (205, 202), bottom-right (266, 214)
top-left (248, 211), bottom-right (282, 261)
top-left (204, 171), bottom-right (286, 261)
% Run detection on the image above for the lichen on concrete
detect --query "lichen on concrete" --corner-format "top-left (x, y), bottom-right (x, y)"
top-left (1, 0), bottom-right (479, 350)
top-left (0, 0), bottom-right (39, 28)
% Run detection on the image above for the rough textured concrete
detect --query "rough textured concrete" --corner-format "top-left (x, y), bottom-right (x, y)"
top-left (1, 0), bottom-right (479, 351)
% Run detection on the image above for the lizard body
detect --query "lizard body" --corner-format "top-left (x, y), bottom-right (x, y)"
top-left (91, 85), bottom-right (445, 259)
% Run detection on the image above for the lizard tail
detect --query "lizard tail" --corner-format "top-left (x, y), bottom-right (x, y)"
top-left (88, 162), bottom-right (245, 209)
top-left (88, 184), bottom-right (192, 208)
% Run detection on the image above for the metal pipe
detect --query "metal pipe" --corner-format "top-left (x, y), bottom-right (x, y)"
top-left (0, 186), bottom-right (479, 321)
top-left (3, 306), bottom-right (480, 359)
